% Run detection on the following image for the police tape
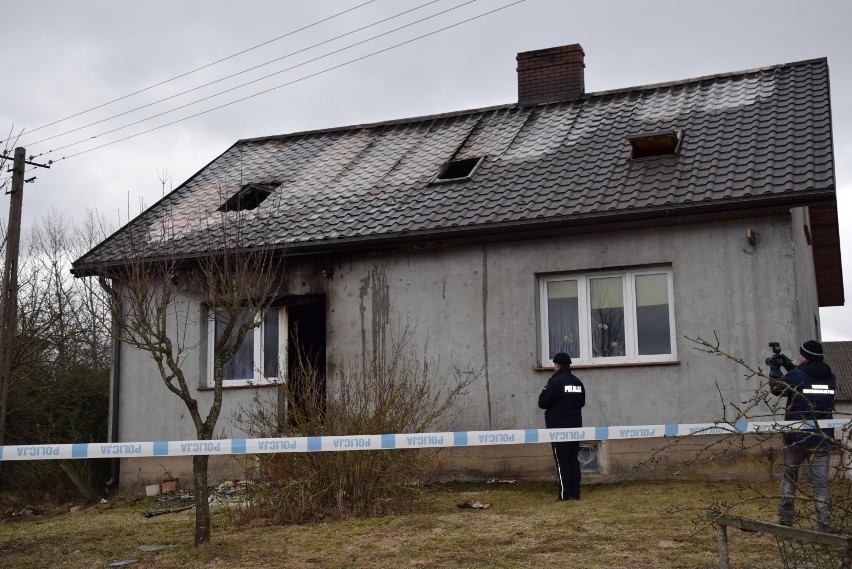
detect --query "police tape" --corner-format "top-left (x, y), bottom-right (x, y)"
top-left (2, 419), bottom-right (849, 461)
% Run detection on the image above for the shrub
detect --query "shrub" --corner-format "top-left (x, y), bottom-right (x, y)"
top-left (234, 335), bottom-right (477, 524)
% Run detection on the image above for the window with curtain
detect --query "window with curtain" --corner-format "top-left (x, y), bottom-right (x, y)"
top-left (208, 307), bottom-right (286, 386)
top-left (541, 268), bottom-right (675, 365)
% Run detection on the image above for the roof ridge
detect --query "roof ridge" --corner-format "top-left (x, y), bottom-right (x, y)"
top-left (239, 57), bottom-right (827, 145)
top-left (240, 103), bottom-right (516, 144)
top-left (591, 57), bottom-right (827, 98)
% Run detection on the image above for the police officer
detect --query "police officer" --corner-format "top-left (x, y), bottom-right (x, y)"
top-left (769, 339), bottom-right (836, 532)
top-left (538, 352), bottom-right (585, 501)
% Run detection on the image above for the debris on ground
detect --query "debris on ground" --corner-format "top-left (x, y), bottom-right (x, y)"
top-left (160, 478), bottom-right (179, 494)
top-left (107, 559), bottom-right (138, 567)
top-left (208, 480), bottom-right (252, 507)
top-left (141, 505), bottom-right (193, 518)
top-left (486, 479), bottom-right (517, 484)
top-left (135, 480), bottom-right (253, 511)
top-left (155, 490), bottom-right (192, 504)
top-left (137, 544), bottom-right (176, 552)
top-left (3, 507), bottom-right (40, 519)
top-left (457, 499), bottom-right (490, 509)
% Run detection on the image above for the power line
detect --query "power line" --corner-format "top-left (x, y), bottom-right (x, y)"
top-left (35, 0), bottom-right (482, 159)
top-left (26, 0), bottom-right (445, 148)
top-left (52, 0), bottom-right (526, 163)
top-left (0, 0), bottom-right (378, 145)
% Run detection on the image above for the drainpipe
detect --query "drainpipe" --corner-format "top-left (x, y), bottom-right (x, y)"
top-left (98, 276), bottom-right (122, 492)
top-left (105, 319), bottom-right (121, 491)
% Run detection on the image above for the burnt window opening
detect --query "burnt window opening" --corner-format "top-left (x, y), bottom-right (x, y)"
top-left (433, 156), bottom-right (484, 183)
top-left (627, 130), bottom-right (681, 161)
top-left (218, 182), bottom-right (280, 212)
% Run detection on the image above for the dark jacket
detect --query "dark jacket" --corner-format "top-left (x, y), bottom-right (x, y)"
top-left (770, 359), bottom-right (836, 447)
top-left (538, 367), bottom-right (585, 429)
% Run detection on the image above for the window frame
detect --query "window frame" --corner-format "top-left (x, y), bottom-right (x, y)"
top-left (626, 130), bottom-right (682, 161)
top-left (539, 267), bottom-right (676, 366)
top-left (206, 306), bottom-right (288, 387)
top-left (430, 156), bottom-right (485, 184)
top-left (218, 182), bottom-right (280, 212)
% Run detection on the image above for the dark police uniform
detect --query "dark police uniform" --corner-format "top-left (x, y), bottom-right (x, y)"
top-left (538, 358), bottom-right (585, 500)
top-left (770, 360), bottom-right (836, 448)
top-left (769, 340), bottom-right (836, 531)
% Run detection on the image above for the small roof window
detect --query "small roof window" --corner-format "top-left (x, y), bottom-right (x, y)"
top-left (218, 182), bottom-right (279, 212)
top-left (432, 156), bottom-right (484, 183)
top-left (627, 130), bottom-right (681, 160)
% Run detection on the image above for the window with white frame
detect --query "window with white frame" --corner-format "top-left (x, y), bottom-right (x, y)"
top-left (207, 306), bottom-right (287, 387)
top-left (540, 268), bottom-right (676, 365)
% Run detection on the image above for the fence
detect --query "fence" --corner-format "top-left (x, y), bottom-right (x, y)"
top-left (710, 512), bottom-right (852, 569)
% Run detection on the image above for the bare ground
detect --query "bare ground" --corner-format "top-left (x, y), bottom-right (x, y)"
top-left (0, 480), bottom-right (803, 568)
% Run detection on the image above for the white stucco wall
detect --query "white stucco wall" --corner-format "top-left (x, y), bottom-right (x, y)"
top-left (114, 293), bottom-right (279, 444)
top-left (325, 215), bottom-right (802, 431)
top-left (791, 206), bottom-right (821, 341)
top-left (115, 212), bottom-right (816, 490)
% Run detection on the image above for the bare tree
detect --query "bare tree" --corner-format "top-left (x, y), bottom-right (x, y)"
top-left (156, 167), bottom-right (172, 197)
top-left (646, 334), bottom-right (851, 566)
top-left (98, 209), bottom-right (284, 545)
top-left (2, 211), bottom-right (112, 501)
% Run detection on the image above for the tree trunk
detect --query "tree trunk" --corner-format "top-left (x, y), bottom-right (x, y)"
top-left (58, 460), bottom-right (98, 502)
top-left (193, 454), bottom-right (210, 545)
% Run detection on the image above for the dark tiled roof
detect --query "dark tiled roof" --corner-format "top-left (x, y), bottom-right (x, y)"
top-left (73, 58), bottom-right (836, 273)
top-left (824, 341), bottom-right (852, 402)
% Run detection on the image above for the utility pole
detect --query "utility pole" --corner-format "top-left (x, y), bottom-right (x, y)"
top-left (0, 147), bottom-right (49, 444)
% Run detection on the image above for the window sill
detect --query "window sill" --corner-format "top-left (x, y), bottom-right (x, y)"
top-left (534, 360), bottom-right (680, 372)
top-left (198, 382), bottom-right (279, 391)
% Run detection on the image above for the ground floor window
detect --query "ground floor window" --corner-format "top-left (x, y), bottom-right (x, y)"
top-left (207, 307), bottom-right (287, 387)
top-left (540, 267), bottom-right (676, 365)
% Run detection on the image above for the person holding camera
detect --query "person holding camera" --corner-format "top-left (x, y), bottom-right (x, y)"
top-left (538, 352), bottom-right (585, 501)
top-left (768, 340), bottom-right (836, 532)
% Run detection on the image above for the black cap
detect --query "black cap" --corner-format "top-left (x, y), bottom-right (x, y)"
top-left (800, 340), bottom-right (824, 359)
top-left (552, 352), bottom-right (572, 365)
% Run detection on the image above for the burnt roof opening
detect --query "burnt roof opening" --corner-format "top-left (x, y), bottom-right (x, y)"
top-left (627, 130), bottom-right (682, 160)
top-left (218, 182), bottom-right (279, 212)
top-left (433, 157), bottom-right (484, 183)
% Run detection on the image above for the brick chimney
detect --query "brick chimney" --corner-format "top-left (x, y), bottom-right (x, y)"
top-left (517, 43), bottom-right (585, 106)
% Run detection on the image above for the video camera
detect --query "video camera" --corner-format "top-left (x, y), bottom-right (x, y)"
top-left (765, 342), bottom-right (793, 379)
top-left (765, 342), bottom-right (784, 367)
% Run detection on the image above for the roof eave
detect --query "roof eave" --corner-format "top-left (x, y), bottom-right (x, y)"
top-left (73, 190), bottom-right (840, 286)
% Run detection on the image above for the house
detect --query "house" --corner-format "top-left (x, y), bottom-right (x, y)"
top-left (824, 341), bottom-right (852, 477)
top-left (73, 43), bottom-right (844, 495)
top-left (825, 341), bottom-right (852, 404)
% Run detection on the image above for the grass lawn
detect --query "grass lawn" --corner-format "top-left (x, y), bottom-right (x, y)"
top-left (0, 480), bottom-right (800, 568)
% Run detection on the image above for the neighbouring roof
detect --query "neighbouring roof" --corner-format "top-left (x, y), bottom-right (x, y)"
top-left (824, 341), bottom-right (852, 402)
top-left (72, 58), bottom-right (842, 304)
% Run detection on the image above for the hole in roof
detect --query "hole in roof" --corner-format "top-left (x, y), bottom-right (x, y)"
top-left (433, 157), bottom-right (484, 182)
top-left (218, 182), bottom-right (280, 212)
top-left (627, 130), bottom-right (681, 160)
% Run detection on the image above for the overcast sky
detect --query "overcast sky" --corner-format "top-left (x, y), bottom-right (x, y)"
top-left (2, 0), bottom-right (851, 340)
